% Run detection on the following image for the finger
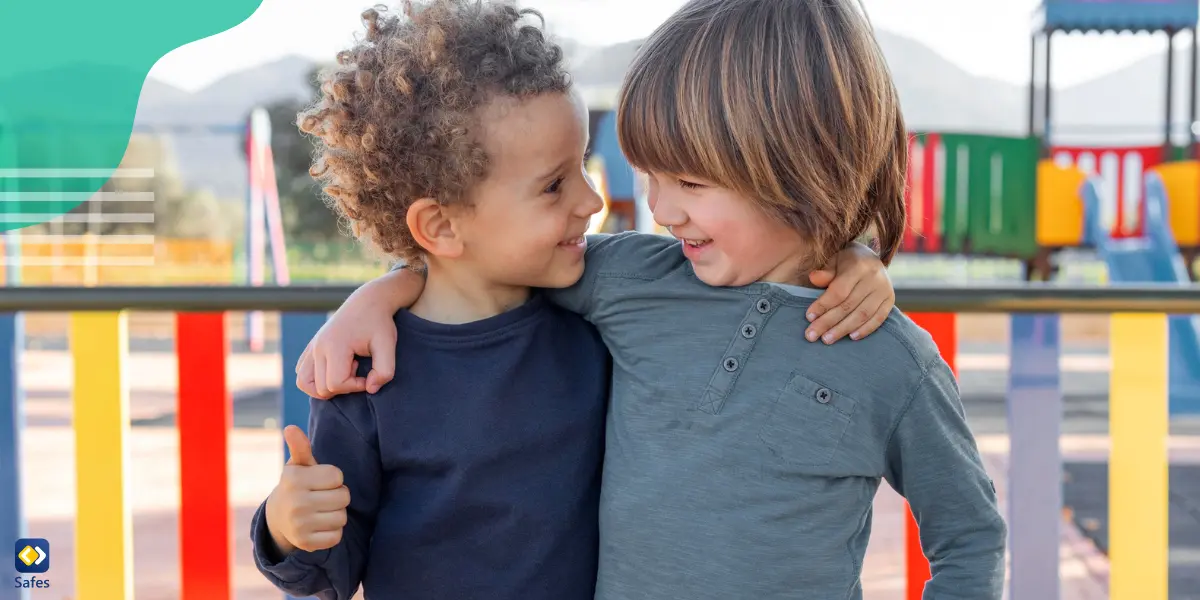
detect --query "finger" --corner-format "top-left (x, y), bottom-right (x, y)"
top-left (297, 529), bottom-right (343, 551)
top-left (805, 279), bottom-right (861, 341)
top-left (324, 348), bottom-right (361, 396)
top-left (314, 351), bottom-right (330, 399)
top-left (301, 464), bottom-right (345, 490)
top-left (284, 425), bottom-right (317, 467)
top-left (366, 333), bottom-right (397, 394)
top-left (302, 508), bottom-right (349, 532)
top-left (295, 350), bottom-right (319, 398)
top-left (851, 294), bottom-right (893, 341)
top-left (344, 359), bottom-right (368, 394)
top-left (804, 272), bottom-right (853, 325)
top-left (807, 269), bottom-right (835, 290)
top-left (308, 485), bottom-right (352, 512)
top-left (822, 292), bottom-right (887, 345)
top-left (295, 342), bottom-right (311, 375)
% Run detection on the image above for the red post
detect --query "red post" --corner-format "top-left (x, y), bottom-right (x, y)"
top-left (921, 134), bottom-right (941, 253)
top-left (904, 312), bottom-right (957, 600)
top-left (176, 312), bottom-right (232, 600)
top-left (902, 136), bottom-right (920, 252)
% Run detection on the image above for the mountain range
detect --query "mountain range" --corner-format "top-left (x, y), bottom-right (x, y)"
top-left (130, 29), bottom-right (1197, 199)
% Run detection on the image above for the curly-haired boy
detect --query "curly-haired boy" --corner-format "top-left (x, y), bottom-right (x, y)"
top-left (250, 2), bottom-right (609, 599)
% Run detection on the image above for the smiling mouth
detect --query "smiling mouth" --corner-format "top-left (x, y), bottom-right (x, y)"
top-left (681, 238), bottom-right (711, 248)
top-left (558, 236), bottom-right (585, 247)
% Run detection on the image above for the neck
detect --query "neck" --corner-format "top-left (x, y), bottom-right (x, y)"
top-left (759, 254), bottom-right (815, 288)
top-left (409, 259), bottom-right (531, 325)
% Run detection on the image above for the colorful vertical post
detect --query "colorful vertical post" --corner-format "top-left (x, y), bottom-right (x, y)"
top-left (278, 313), bottom-right (327, 460)
top-left (278, 311), bottom-right (328, 600)
top-left (70, 311), bottom-right (132, 600)
top-left (904, 312), bottom-right (957, 600)
top-left (0, 312), bottom-right (23, 600)
top-left (1007, 314), bottom-right (1063, 599)
top-left (176, 312), bottom-right (232, 600)
top-left (1109, 313), bottom-right (1169, 600)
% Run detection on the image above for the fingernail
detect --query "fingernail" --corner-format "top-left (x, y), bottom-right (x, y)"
top-left (806, 312), bottom-right (815, 321)
top-left (850, 331), bottom-right (860, 340)
top-left (822, 333), bottom-right (833, 343)
top-left (806, 330), bottom-right (818, 341)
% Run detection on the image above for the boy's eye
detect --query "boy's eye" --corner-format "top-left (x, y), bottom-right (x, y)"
top-left (544, 177), bottom-right (564, 194)
top-left (678, 179), bottom-right (703, 190)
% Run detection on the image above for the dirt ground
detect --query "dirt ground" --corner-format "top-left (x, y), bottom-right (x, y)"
top-left (14, 311), bottom-right (1113, 347)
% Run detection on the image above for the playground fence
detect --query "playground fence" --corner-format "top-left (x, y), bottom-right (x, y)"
top-left (1, 284), bottom-right (1197, 600)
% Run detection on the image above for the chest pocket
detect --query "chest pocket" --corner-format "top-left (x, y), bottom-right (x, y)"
top-left (758, 371), bottom-right (859, 468)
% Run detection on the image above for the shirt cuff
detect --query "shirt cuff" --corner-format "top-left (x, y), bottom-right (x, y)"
top-left (250, 500), bottom-right (332, 585)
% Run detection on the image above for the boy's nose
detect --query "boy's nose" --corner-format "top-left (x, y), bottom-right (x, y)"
top-left (651, 192), bottom-right (685, 227)
top-left (581, 186), bottom-right (604, 216)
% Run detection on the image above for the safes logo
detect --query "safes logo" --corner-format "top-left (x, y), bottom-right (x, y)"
top-left (13, 538), bottom-right (51, 590)
top-left (14, 539), bottom-right (48, 574)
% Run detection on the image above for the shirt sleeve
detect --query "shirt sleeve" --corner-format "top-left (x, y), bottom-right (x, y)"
top-left (542, 231), bottom-right (677, 318)
top-left (882, 357), bottom-right (1007, 600)
top-left (250, 395), bottom-right (383, 600)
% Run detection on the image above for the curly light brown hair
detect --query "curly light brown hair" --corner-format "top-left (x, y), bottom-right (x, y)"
top-left (298, 0), bottom-right (571, 266)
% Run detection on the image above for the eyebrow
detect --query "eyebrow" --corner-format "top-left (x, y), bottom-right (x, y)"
top-left (533, 160), bottom-right (567, 184)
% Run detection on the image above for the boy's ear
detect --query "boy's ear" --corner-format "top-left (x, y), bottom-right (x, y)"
top-left (407, 198), bottom-right (464, 259)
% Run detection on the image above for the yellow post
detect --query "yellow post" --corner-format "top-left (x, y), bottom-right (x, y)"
top-left (70, 311), bottom-right (132, 600)
top-left (1109, 313), bottom-right (1170, 600)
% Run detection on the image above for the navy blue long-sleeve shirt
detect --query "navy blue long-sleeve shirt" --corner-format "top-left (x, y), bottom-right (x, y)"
top-left (251, 292), bottom-right (610, 600)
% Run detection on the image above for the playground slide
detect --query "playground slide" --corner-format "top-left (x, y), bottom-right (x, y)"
top-left (1081, 172), bottom-right (1200, 415)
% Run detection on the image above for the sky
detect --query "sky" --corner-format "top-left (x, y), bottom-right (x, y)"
top-left (148, 0), bottom-right (1175, 93)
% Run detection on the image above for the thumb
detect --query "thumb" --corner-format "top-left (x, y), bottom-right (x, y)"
top-left (808, 269), bottom-right (835, 289)
top-left (284, 425), bottom-right (317, 466)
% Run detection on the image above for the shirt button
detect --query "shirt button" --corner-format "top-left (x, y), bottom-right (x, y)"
top-left (756, 298), bottom-right (771, 313)
top-left (741, 324), bottom-right (757, 338)
top-left (723, 357), bottom-right (740, 372)
top-left (815, 388), bottom-right (832, 403)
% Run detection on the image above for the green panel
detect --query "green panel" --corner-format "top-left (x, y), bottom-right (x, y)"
top-left (937, 134), bottom-right (1039, 259)
top-left (939, 136), bottom-right (966, 254)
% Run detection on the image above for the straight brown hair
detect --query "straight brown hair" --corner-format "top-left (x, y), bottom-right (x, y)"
top-left (616, 0), bottom-right (907, 270)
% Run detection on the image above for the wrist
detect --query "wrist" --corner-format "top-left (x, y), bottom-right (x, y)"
top-left (364, 266), bottom-right (425, 311)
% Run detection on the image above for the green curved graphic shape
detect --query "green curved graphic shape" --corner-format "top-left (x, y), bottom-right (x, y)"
top-left (0, 0), bottom-right (264, 232)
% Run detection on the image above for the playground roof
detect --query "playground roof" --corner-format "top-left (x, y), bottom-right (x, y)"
top-left (1034, 0), bottom-right (1198, 33)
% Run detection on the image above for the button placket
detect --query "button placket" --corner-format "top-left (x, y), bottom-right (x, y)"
top-left (695, 295), bottom-right (776, 415)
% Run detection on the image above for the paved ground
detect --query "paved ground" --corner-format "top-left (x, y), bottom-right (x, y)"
top-left (13, 342), bottom-right (1197, 599)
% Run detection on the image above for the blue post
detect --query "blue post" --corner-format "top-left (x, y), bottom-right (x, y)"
top-left (0, 312), bottom-right (26, 600)
top-left (279, 312), bottom-right (328, 460)
top-left (278, 311), bottom-right (329, 600)
top-left (1006, 313), bottom-right (1063, 599)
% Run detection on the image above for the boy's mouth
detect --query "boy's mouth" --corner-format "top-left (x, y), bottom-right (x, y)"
top-left (681, 238), bottom-right (711, 248)
top-left (558, 236), bottom-right (586, 248)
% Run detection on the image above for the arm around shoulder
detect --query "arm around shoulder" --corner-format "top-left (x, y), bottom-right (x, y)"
top-left (882, 356), bottom-right (1007, 599)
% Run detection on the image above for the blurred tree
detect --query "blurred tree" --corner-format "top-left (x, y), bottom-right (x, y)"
top-left (247, 64), bottom-right (348, 245)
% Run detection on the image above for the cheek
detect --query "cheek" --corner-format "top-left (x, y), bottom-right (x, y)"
top-left (706, 204), bottom-right (795, 263)
top-left (508, 203), bottom-right (570, 249)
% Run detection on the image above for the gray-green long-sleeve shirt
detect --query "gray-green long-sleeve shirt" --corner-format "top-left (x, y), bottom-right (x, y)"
top-left (543, 231), bottom-right (1006, 600)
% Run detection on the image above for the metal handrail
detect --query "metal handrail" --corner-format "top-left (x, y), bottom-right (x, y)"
top-left (0, 283), bottom-right (1198, 313)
